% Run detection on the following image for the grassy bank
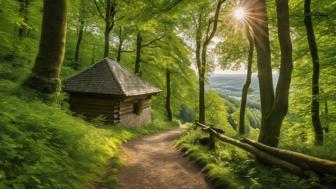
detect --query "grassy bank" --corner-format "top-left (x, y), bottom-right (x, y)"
top-left (176, 127), bottom-right (313, 189)
top-left (0, 81), bottom-right (178, 189)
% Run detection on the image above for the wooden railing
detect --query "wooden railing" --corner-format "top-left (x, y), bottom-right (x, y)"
top-left (194, 122), bottom-right (336, 186)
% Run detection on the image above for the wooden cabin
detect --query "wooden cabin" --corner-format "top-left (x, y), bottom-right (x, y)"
top-left (63, 57), bottom-right (161, 127)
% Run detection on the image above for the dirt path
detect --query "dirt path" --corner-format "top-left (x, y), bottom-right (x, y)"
top-left (116, 128), bottom-right (213, 189)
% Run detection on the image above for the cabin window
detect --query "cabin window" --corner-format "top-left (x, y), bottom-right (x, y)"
top-left (133, 100), bottom-right (143, 115)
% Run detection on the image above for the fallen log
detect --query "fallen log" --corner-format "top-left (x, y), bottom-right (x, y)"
top-left (241, 138), bottom-right (336, 176)
top-left (195, 123), bottom-right (316, 179)
top-left (194, 123), bottom-right (333, 187)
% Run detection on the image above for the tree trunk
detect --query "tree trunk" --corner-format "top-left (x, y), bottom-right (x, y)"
top-left (23, 0), bottom-right (67, 101)
top-left (91, 45), bottom-right (96, 64)
top-left (117, 26), bottom-right (123, 62)
top-left (261, 0), bottom-right (293, 147)
top-left (166, 68), bottom-right (173, 121)
top-left (198, 69), bottom-right (205, 124)
top-left (74, 20), bottom-right (85, 62)
top-left (199, 31), bottom-right (207, 124)
top-left (197, 0), bottom-right (223, 124)
top-left (134, 32), bottom-right (142, 76)
top-left (304, 0), bottom-right (323, 146)
top-left (104, 21), bottom-right (110, 57)
top-left (253, 0), bottom-right (293, 147)
top-left (195, 13), bottom-right (203, 123)
top-left (251, 0), bottom-right (274, 145)
top-left (239, 26), bottom-right (254, 135)
top-left (103, 0), bottom-right (114, 58)
top-left (18, 0), bottom-right (29, 38)
top-left (324, 101), bottom-right (329, 133)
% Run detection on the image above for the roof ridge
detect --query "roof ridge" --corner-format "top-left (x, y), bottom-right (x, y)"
top-left (104, 57), bottom-right (127, 95)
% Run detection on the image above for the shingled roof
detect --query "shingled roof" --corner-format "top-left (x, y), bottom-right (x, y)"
top-left (63, 57), bottom-right (161, 96)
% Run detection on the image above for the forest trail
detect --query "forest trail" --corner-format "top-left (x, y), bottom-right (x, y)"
top-left (116, 128), bottom-right (213, 189)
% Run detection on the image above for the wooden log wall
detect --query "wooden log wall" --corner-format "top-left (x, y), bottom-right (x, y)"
top-left (119, 98), bottom-right (151, 117)
top-left (69, 94), bottom-right (120, 123)
top-left (68, 93), bottom-right (153, 126)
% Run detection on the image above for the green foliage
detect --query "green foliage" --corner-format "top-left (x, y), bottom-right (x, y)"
top-left (1, 0), bottom-right (336, 188)
top-left (0, 83), bottom-right (178, 188)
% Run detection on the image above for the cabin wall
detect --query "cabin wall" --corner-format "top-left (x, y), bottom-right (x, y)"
top-left (119, 97), bottom-right (152, 127)
top-left (68, 93), bottom-right (153, 126)
top-left (68, 93), bottom-right (120, 123)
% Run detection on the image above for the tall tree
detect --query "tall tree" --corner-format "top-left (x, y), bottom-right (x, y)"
top-left (166, 67), bottom-right (173, 121)
top-left (116, 26), bottom-right (124, 62)
top-left (239, 26), bottom-right (254, 135)
top-left (135, 32), bottom-right (142, 75)
top-left (23, 0), bottom-right (67, 101)
top-left (252, 0), bottom-right (293, 147)
top-left (93, 0), bottom-right (117, 57)
top-left (195, 0), bottom-right (224, 124)
top-left (304, 0), bottom-right (324, 145)
top-left (74, 19), bottom-right (85, 62)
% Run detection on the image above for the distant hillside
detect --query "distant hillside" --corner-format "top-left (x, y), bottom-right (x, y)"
top-left (205, 74), bottom-right (273, 129)
top-left (220, 93), bottom-right (261, 129)
top-left (207, 74), bottom-right (278, 100)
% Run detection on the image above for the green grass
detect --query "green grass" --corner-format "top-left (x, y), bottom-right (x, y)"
top-left (176, 127), bottom-right (313, 189)
top-left (0, 80), bottom-right (178, 189)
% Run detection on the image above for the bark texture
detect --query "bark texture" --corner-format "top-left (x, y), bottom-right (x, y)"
top-left (166, 68), bottom-right (173, 121)
top-left (74, 20), bottom-right (85, 62)
top-left (117, 26), bottom-right (124, 62)
top-left (239, 26), bottom-right (254, 135)
top-left (23, 0), bottom-right (67, 100)
top-left (134, 32), bottom-right (142, 76)
top-left (304, 0), bottom-right (324, 145)
top-left (195, 12), bottom-right (203, 123)
top-left (251, 0), bottom-right (274, 133)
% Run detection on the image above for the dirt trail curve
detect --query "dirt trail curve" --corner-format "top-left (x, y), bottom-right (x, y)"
top-left (116, 128), bottom-right (213, 189)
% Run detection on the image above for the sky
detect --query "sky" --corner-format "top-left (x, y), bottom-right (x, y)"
top-left (190, 63), bottom-right (247, 75)
top-left (212, 65), bottom-right (247, 74)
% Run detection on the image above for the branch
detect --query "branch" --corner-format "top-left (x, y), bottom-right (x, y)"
top-left (146, 44), bottom-right (161, 49)
top-left (115, 15), bottom-right (126, 22)
top-left (311, 12), bottom-right (328, 18)
top-left (93, 0), bottom-right (105, 19)
top-left (112, 49), bottom-right (135, 53)
top-left (142, 35), bottom-right (165, 48)
top-left (153, 0), bottom-right (183, 15)
top-left (204, 0), bottom-right (225, 46)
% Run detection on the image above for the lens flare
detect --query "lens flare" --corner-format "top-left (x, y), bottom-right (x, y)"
top-left (233, 7), bottom-right (246, 20)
